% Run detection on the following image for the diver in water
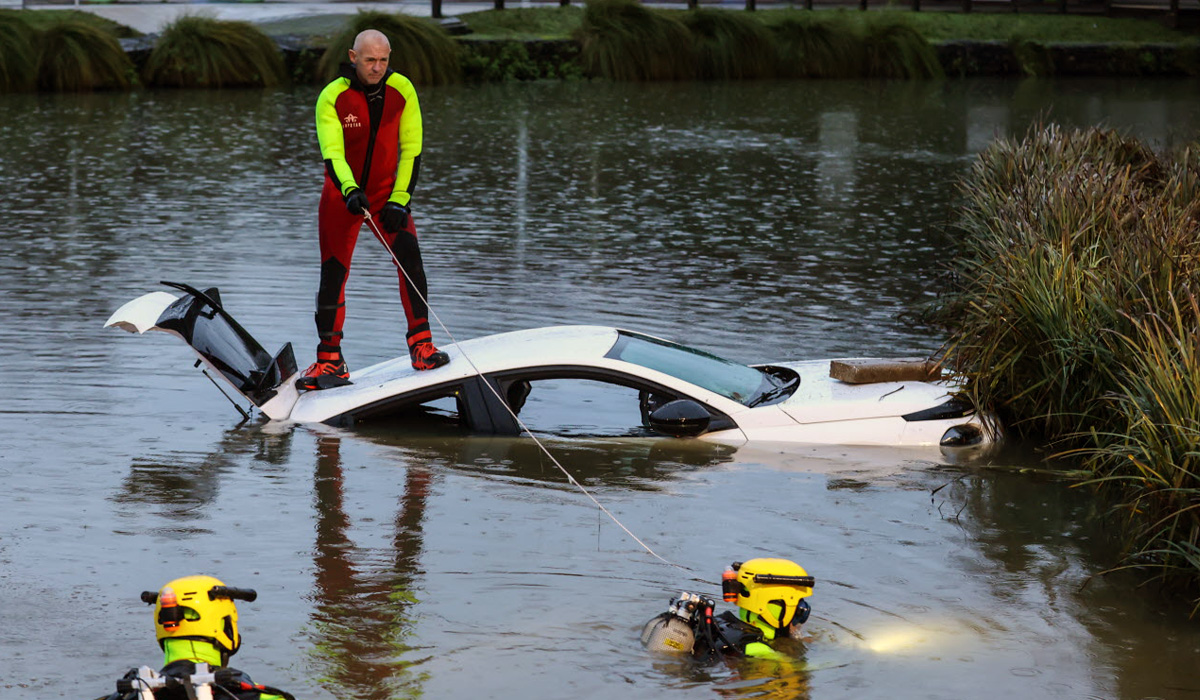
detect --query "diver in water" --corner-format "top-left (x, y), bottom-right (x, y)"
top-left (97, 576), bottom-right (294, 700)
top-left (641, 558), bottom-right (814, 660)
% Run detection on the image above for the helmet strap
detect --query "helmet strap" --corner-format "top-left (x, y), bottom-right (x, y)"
top-left (737, 608), bottom-right (779, 641)
top-left (162, 637), bottom-right (225, 668)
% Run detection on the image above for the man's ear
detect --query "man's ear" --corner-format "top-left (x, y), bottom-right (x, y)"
top-left (348, 48), bottom-right (357, 64)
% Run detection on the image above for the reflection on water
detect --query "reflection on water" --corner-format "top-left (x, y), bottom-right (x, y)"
top-left (309, 433), bottom-right (430, 700)
top-left (2, 78), bottom-right (1200, 700)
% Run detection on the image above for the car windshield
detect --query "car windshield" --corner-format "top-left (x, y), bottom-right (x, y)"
top-left (606, 331), bottom-right (772, 405)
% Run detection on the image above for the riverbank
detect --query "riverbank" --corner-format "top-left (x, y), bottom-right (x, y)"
top-left (14, 4), bottom-right (1200, 86)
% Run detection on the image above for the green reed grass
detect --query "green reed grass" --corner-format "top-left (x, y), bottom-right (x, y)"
top-left (0, 11), bottom-right (36, 92)
top-left (576, 0), bottom-right (695, 81)
top-left (939, 125), bottom-right (1178, 438)
top-left (460, 6), bottom-right (584, 39)
top-left (771, 15), bottom-right (862, 79)
top-left (680, 9), bottom-right (776, 81)
top-left (318, 11), bottom-right (461, 86)
top-left (860, 16), bottom-right (942, 79)
top-left (935, 126), bottom-right (1200, 603)
top-left (1076, 295), bottom-right (1200, 607)
top-left (37, 19), bottom-right (132, 91)
top-left (144, 16), bottom-right (284, 88)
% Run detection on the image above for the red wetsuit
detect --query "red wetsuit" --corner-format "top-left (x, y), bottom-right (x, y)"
top-left (313, 63), bottom-right (433, 359)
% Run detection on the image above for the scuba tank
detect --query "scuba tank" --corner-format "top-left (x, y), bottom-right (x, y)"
top-left (639, 591), bottom-right (705, 653)
top-left (639, 591), bottom-right (770, 662)
top-left (640, 614), bottom-right (696, 654)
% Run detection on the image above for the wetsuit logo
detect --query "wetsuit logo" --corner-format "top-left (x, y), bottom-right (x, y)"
top-left (342, 114), bottom-right (362, 129)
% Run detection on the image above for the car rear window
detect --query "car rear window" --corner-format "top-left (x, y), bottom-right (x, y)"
top-left (606, 331), bottom-right (768, 405)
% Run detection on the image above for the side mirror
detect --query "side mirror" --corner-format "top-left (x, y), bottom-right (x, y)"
top-left (648, 399), bottom-right (711, 438)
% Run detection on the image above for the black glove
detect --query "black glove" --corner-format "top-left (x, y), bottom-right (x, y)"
top-left (344, 188), bottom-right (369, 216)
top-left (379, 202), bottom-right (411, 233)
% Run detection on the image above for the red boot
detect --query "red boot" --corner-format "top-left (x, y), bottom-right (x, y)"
top-left (296, 346), bottom-right (351, 390)
top-left (410, 341), bottom-right (449, 371)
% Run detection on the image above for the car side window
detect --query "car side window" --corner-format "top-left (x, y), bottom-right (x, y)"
top-left (351, 383), bottom-right (468, 431)
top-left (503, 378), bottom-right (654, 438)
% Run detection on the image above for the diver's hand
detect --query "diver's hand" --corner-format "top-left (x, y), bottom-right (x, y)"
top-left (379, 202), bottom-right (410, 233)
top-left (344, 188), bottom-right (369, 216)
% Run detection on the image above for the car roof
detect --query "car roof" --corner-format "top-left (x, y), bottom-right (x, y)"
top-left (352, 325), bottom-right (624, 384)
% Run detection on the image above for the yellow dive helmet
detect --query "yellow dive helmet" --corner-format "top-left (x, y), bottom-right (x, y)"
top-left (141, 576), bottom-right (257, 656)
top-left (725, 558), bottom-right (814, 629)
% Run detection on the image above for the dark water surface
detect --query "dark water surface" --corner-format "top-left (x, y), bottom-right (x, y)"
top-left (2, 79), bottom-right (1200, 699)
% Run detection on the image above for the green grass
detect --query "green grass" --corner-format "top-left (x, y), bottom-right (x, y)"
top-left (932, 125), bottom-right (1200, 605)
top-left (459, 6), bottom-right (1195, 45)
top-left (772, 14), bottom-right (863, 78)
top-left (0, 11), bottom-right (37, 92)
top-left (860, 13), bottom-right (943, 78)
top-left (37, 19), bottom-right (133, 91)
top-left (577, 1), bottom-right (941, 81)
top-left (681, 8), bottom-right (778, 80)
top-left (18, 8), bottom-right (140, 38)
top-left (144, 16), bottom-right (285, 88)
top-left (2, 9), bottom-right (139, 93)
top-left (892, 10), bottom-right (1195, 43)
top-left (317, 11), bottom-right (461, 86)
top-left (459, 6), bottom-right (585, 39)
top-left (576, 0), bottom-right (696, 81)
top-left (1078, 295), bottom-right (1200, 609)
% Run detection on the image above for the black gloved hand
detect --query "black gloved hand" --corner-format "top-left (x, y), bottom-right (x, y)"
top-left (379, 202), bottom-right (411, 234)
top-left (344, 188), bottom-right (369, 216)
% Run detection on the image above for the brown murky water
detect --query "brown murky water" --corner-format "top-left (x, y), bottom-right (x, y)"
top-left (2, 78), bottom-right (1199, 700)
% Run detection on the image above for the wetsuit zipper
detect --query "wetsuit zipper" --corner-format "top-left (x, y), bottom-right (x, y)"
top-left (357, 76), bottom-right (388, 198)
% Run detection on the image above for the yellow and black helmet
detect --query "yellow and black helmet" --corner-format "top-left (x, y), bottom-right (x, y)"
top-left (141, 576), bottom-right (257, 656)
top-left (726, 558), bottom-right (814, 629)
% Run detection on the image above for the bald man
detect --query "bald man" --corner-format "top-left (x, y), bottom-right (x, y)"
top-left (300, 29), bottom-right (449, 391)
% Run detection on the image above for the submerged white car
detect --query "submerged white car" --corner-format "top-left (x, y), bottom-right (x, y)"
top-left (106, 283), bottom-right (997, 453)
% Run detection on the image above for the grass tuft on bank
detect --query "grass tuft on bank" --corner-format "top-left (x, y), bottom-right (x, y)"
top-left (460, 6), bottom-right (584, 39)
top-left (19, 8), bottom-right (140, 37)
top-left (144, 16), bottom-right (284, 88)
top-left (0, 11), bottom-right (37, 92)
top-left (576, 0), bottom-right (695, 81)
top-left (680, 9), bottom-right (777, 80)
top-left (38, 19), bottom-right (133, 91)
top-left (578, 1), bottom-right (944, 81)
top-left (933, 124), bottom-right (1200, 604)
top-left (317, 11), bottom-right (461, 86)
top-left (772, 14), bottom-right (859, 78)
top-left (861, 15), bottom-right (942, 79)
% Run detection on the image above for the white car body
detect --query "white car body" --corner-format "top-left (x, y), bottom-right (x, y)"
top-left (106, 285), bottom-right (997, 452)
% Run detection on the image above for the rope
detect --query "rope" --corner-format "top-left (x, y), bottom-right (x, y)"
top-left (363, 212), bottom-right (690, 572)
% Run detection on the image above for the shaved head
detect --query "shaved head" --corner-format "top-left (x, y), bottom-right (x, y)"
top-left (349, 29), bottom-right (391, 86)
top-left (352, 29), bottom-right (390, 53)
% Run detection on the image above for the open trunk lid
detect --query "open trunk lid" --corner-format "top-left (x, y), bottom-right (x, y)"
top-left (105, 282), bottom-right (298, 419)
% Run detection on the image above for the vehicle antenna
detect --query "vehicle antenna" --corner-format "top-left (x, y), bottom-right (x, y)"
top-left (196, 361), bottom-right (251, 424)
top-left (363, 213), bottom-right (690, 573)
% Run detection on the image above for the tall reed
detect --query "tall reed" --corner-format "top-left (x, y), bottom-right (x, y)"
top-left (860, 15), bottom-right (942, 79)
top-left (144, 16), bottom-right (284, 88)
top-left (1078, 295), bottom-right (1200, 604)
top-left (680, 9), bottom-right (776, 81)
top-left (37, 19), bottom-right (133, 91)
top-left (937, 125), bottom-right (1172, 438)
top-left (935, 125), bottom-right (1200, 603)
top-left (0, 11), bottom-right (36, 92)
top-left (318, 11), bottom-right (461, 86)
top-left (576, 0), bottom-right (695, 81)
top-left (771, 14), bottom-right (862, 79)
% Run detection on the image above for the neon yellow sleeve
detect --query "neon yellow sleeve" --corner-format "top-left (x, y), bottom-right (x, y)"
top-left (315, 79), bottom-right (360, 197)
top-left (388, 73), bottom-right (423, 207)
top-left (743, 641), bottom-right (786, 659)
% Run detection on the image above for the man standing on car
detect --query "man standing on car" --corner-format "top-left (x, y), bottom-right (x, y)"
top-left (299, 28), bottom-right (449, 391)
